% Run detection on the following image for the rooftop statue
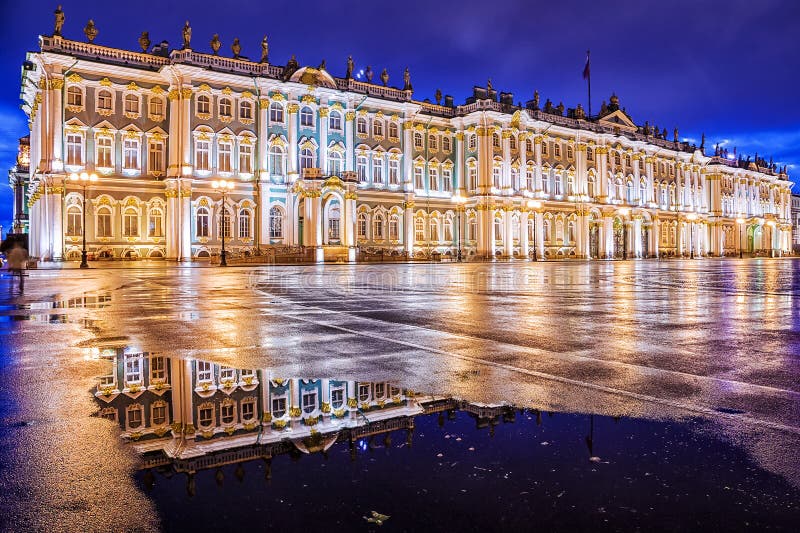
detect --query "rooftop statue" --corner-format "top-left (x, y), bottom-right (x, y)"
top-left (260, 36), bottom-right (269, 63)
top-left (231, 37), bottom-right (241, 58)
top-left (365, 65), bottom-right (373, 83)
top-left (435, 88), bottom-right (442, 105)
top-left (210, 34), bottom-right (221, 55)
top-left (182, 21), bottom-right (191, 49)
top-left (532, 90), bottom-right (540, 110)
top-left (138, 31), bottom-right (150, 53)
top-left (381, 68), bottom-right (389, 87)
top-left (53, 5), bottom-right (64, 36)
top-left (346, 56), bottom-right (354, 79)
top-left (487, 78), bottom-right (493, 91)
top-left (673, 128), bottom-right (679, 142)
top-left (83, 19), bottom-right (98, 43)
top-left (403, 67), bottom-right (411, 90)
top-left (318, 59), bottom-right (326, 70)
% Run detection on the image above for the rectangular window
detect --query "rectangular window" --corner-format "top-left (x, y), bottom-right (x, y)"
top-left (123, 139), bottom-right (139, 170)
top-left (429, 134), bottom-right (438, 151)
top-left (66, 134), bottom-right (82, 166)
top-left (125, 353), bottom-right (142, 384)
top-left (152, 404), bottom-right (167, 426)
top-left (389, 159), bottom-right (399, 185)
top-left (241, 399), bottom-right (255, 421)
top-left (96, 137), bottom-right (112, 168)
top-left (554, 144), bottom-right (561, 158)
top-left (196, 140), bottom-right (210, 171)
top-left (389, 122), bottom-right (398, 139)
top-left (220, 366), bottom-right (235, 382)
top-left (128, 407), bottom-right (143, 429)
top-left (150, 355), bottom-right (165, 381)
top-left (389, 217), bottom-right (399, 240)
top-left (358, 383), bottom-right (371, 403)
top-left (414, 167), bottom-right (424, 189)
top-left (331, 388), bottom-right (344, 409)
top-left (149, 97), bottom-right (164, 117)
top-left (148, 141), bottom-right (163, 173)
top-left (197, 361), bottom-right (213, 383)
top-left (219, 143), bottom-right (232, 173)
top-left (443, 137), bottom-right (451, 152)
top-left (302, 390), bottom-right (317, 414)
top-left (239, 144), bottom-right (253, 173)
top-left (442, 169), bottom-right (452, 192)
top-left (373, 159), bottom-right (384, 184)
top-left (199, 406), bottom-right (213, 428)
top-left (271, 396), bottom-right (286, 418)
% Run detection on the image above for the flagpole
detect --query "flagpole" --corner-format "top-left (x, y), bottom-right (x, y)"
top-left (586, 50), bottom-right (591, 118)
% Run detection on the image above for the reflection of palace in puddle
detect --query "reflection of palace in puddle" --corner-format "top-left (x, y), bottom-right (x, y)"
top-left (0, 292), bottom-right (111, 323)
top-left (93, 349), bottom-right (516, 482)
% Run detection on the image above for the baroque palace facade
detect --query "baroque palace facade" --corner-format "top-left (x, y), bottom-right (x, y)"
top-left (19, 21), bottom-right (794, 262)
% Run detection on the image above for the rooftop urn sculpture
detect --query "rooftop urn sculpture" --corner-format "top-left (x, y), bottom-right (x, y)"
top-left (319, 59), bottom-right (326, 70)
top-left (83, 19), bottom-right (98, 43)
top-left (532, 90), bottom-right (540, 110)
top-left (365, 65), bottom-right (373, 83)
top-left (381, 68), bottom-right (389, 87)
top-left (138, 31), bottom-right (150, 53)
top-left (210, 34), bottom-right (221, 55)
top-left (231, 37), bottom-right (241, 58)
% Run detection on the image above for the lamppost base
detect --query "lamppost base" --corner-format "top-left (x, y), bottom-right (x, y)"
top-left (79, 250), bottom-right (89, 268)
top-left (220, 251), bottom-right (228, 267)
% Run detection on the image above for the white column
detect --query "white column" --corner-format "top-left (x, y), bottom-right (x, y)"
top-left (404, 200), bottom-right (414, 254)
top-left (501, 130), bottom-right (511, 193)
top-left (165, 181), bottom-right (179, 259)
top-left (534, 211), bottom-right (544, 260)
top-left (180, 187), bottom-right (192, 261)
top-left (345, 110), bottom-right (355, 172)
top-left (455, 131), bottom-right (464, 191)
top-left (534, 136), bottom-right (543, 195)
top-left (319, 107), bottom-right (329, 173)
top-left (520, 211), bottom-right (529, 256)
top-left (503, 208), bottom-right (513, 257)
top-left (287, 102), bottom-right (299, 178)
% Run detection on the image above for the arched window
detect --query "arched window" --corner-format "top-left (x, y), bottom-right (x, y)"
top-left (492, 132), bottom-right (500, 148)
top-left (428, 134), bottom-right (438, 151)
top-left (300, 106), bottom-right (314, 127)
top-left (388, 214), bottom-right (400, 240)
top-left (463, 216), bottom-right (475, 241)
top-left (429, 218), bottom-right (440, 242)
top-left (219, 207), bottom-right (232, 239)
top-left (444, 217), bottom-right (453, 242)
top-left (626, 180), bottom-right (635, 203)
top-left (299, 147), bottom-right (314, 169)
top-left (511, 168), bottom-right (520, 191)
top-left (149, 97), bottom-right (164, 118)
top-left (148, 207), bottom-right (164, 237)
top-left (97, 90), bottom-right (112, 111)
top-left (122, 207), bottom-right (139, 237)
top-left (66, 205), bottom-right (82, 236)
top-left (96, 206), bottom-right (113, 238)
top-left (239, 100), bottom-right (253, 120)
top-left (357, 213), bottom-right (368, 239)
top-left (587, 175), bottom-right (596, 198)
top-left (197, 94), bottom-right (211, 115)
top-left (373, 213), bottom-right (385, 240)
top-left (356, 155), bottom-right (368, 182)
top-left (414, 216), bottom-right (425, 242)
top-left (639, 180), bottom-right (647, 205)
top-left (468, 134), bottom-right (477, 151)
top-left (196, 206), bottom-right (209, 238)
top-left (527, 218), bottom-right (535, 240)
top-left (525, 138), bottom-right (533, 153)
top-left (543, 219), bottom-right (551, 242)
top-left (219, 97), bottom-right (232, 118)
top-left (413, 132), bottom-right (423, 149)
top-left (67, 86), bottom-right (82, 107)
top-left (388, 122), bottom-right (398, 139)
top-left (239, 209), bottom-right (251, 239)
top-left (269, 145), bottom-right (285, 177)
top-left (328, 151), bottom-right (343, 176)
top-left (126, 404), bottom-right (144, 430)
top-left (329, 110), bottom-right (342, 131)
top-left (494, 217), bottom-right (503, 241)
top-left (269, 102), bottom-right (284, 123)
top-left (124, 94), bottom-right (139, 115)
top-left (542, 172), bottom-right (551, 195)
top-left (568, 221), bottom-right (576, 243)
top-left (555, 220), bottom-right (564, 242)
top-left (373, 119), bottom-right (383, 137)
top-left (269, 206), bottom-right (284, 239)
top-left (357, 117), bottom-right (368, 135)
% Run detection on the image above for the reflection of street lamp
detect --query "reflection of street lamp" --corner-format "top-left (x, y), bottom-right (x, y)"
top-left (766, 219), bottom-right (776, 258)
top-left (736, 217), bottom-right (745, 259)
top-left (451, 194), bottom-right (467, 262)
top-left (212, 179), bottom-right (235, 267)
top-left (687, 212), bottom-right (698, 259)
top-left (527, 199), bottom-right (542, 261)
top-left (618, 207), bottom-right (630, 260)
top-left (69, 171), bottom-right (98, 268)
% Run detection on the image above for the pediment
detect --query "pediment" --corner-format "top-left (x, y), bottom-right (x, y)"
top-left (598, 109), bottom-right (637, 132)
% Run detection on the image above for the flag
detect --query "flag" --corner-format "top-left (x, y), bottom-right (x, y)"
top-left (582, 51), bottom-right (590, 80)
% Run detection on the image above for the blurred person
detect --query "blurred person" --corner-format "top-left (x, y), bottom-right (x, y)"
top-left (6, 244), bottom-right (27, 292)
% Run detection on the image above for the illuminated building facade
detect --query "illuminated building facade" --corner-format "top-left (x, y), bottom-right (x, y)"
top-left (792, 194), bottom-right (800, 252)
top-left (7, 136), bottom-right (31, 235)
top-left (20, 23), bottom-right (795, 262)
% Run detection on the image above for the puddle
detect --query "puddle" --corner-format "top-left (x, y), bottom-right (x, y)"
top-left (90, 351), bottom-right (800, 530)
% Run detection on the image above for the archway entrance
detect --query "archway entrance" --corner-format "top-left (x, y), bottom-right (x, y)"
top-left (589, 222), bottom-right (599, 259)
top-left (641, 226), bottom-right (650, 258)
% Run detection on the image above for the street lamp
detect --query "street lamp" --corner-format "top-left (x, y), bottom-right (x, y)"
top-left (618, 207), bottom-right (630, 260)
top-left (736, 217), bottom-right (745, 259)
top-left (687, 212), bottom-right (698, 259)
top-left (69, 171), bottom-right (98, 268)
top-left (527, 200), bottom-right (542, 261)
top-left (212, 179), bottom-right (235, 267)
top-left (451, 194), bottom-right (467, 262)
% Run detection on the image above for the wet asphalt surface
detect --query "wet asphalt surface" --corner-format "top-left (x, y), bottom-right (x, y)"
top-left (1, 258), bottom-right (799, 531)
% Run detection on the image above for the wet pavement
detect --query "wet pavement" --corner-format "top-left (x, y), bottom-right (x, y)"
top-left (1, 259), bottom-right (799, 531)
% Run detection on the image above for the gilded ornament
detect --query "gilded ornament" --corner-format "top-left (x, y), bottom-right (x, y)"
top-left (167, 89), bottom-right (180, 101)
top-left (138, 31), bottom-right (150, 53)
top-left (301, 93), bottom-right (315, 104)
top-left (289, 406), bottom-right (302, 418)
top-left (126, 82), bottom-right (139, 92)
top-left (347, 397), bottom-right (358, 408)
top-left (287, 103), bottom-right (300, 114)
top-left (221, 86), bottom-right (233, 95)
top-left (181, 88), bottom-right (192, 99)
top-left (345, 111), bottom-right (355, 121)
top-left (318, 107), bottom-right (329, 117)
top-left (83, 19), bottom-right (98, 43)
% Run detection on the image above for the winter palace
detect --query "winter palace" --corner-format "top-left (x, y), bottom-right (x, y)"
top-left (18, 16), bottom-right (795, 263)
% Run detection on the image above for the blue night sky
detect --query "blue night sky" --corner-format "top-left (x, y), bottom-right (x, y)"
top-left (1, 0), bottom-right (798, 234)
